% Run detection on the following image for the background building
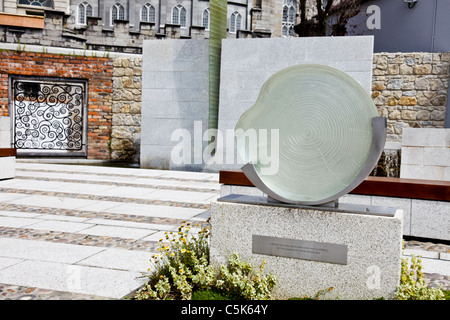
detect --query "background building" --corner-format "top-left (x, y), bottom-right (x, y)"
top-left (0, 0), bottom-right (308, 53)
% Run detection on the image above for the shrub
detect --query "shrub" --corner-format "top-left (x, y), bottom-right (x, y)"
top-left (215, 253), bottom-right (276, 300)
top-left (395, 253), bottom-right (445, 300)
top-left (132, 220), bottom-right (213, 300)
top-left (191, 289), bottom-right (233, 300)
top-left (131, 219), bottom-right (276, 300)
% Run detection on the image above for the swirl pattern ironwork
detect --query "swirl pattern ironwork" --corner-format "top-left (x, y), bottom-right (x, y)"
top-left (12, 80), bottom-right (85, 151)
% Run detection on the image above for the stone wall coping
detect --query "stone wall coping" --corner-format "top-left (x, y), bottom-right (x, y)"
top-left (0, 43), bottom-right (141, 59)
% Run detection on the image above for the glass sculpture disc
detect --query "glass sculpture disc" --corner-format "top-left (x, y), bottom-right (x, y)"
top-left (235, 64), bottom-right (379, 203)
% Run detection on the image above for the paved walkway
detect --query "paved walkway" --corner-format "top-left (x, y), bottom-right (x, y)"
top-left (0, 161), bottom-right (448, 300)
top-left (0, 161), bottom-right (218, 299)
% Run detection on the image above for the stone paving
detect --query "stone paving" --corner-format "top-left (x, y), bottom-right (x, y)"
top-left (0, 161), bottom-right (448, 300)
top-left (0, 161), bottom-right (217, 300)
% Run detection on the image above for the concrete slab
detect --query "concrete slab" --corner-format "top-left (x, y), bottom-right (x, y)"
top-left (25, 220), bottom-right (93, 233)
top-left (5, 194), bottom-right (102, 210)
top-left (0, 192), bottom-right (30, 202)
top-left (0, 178), bottom-right (24, 188)
top-left (37, 214), bottom-right (91, 223)
top-left (141, 230), bottom-right (167, 242)
top-left (77, 225), bottom-right (155, 240)
top-left (146, 189), bottom-right (218, 203)
top-left (403, 255), bottom-right (450, 277)
top-left (99, 186), bottom-right (158, 198)
top-left (0, 260), bottom-right (146, 299)
top-left (0, 257), bottom-right (23, 270)
top-left (0, 216), bottom-right (44, 228)
top-left (403, 249), bottom-right (439, 259)
top-left (77, 248), bottom-right (152, 272)
top-left (85, 218), bottom-right (176, 231)
top-left (103, 202), bottom-right (205, 219)
top-left (0, 238), bottom-right (106, 264)
top-left (0, 210), bottom-right (42, 218)
top-left (76, 200), bottom-right (125, 212)
top-left (132, 177), bottom-right (220, 190)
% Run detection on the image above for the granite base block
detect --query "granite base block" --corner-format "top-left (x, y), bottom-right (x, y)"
top-left (210, 201), bottom-right (403, 300)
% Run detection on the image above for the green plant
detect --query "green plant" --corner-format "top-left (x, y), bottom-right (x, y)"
top-left (215, 253), bottom-right (276, 300)
top-left (443, 290), bottom-right (450, 300)
top-left (131, 220), bottom-right (277, 300)
top-left (132, 220), bottom-right (214, 300)
top-left (288, 287), bottom-right (334, 300)
top-left (191, 289), bottom-right (233, 300)
top-left (16, 41), bottom-right (26, 52)
top-left (395, 254), bottom-right (445, 300)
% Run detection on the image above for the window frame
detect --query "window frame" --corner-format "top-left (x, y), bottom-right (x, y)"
top-left (141, 3), bottom-right (156, 23)
top-left (202, 7), bottom-right (210, 30)
top-left (282, 0), bottom-right (296, 37)
top-left (17, 0), bottom-right (54, 9)
top-left (171, 4), bottom-right (187, 28)
top-left (229, 11), bottom-right (241, 34)
top-left (77, 1), bottom-right (93, 26)
top-left (111, 3), bottom-right (125, 26)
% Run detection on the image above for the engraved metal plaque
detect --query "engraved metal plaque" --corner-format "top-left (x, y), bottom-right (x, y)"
top-left (252, 235), bottom-right (348, 265)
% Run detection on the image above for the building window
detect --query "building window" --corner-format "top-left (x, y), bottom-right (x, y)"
top-left (172, 4), bottom-right (186, 28)
top-left (282, 0), bottom-right (296, 37)
top-left (111, 3), bottom-right (125, 25)
top-left (141, 3), bottom-right (155, 23)
top-left (202, 8), bottom-right (210, 30)
top-left (229, 11), bottom-right (241, 34)
top-left (17, 0), bottom-right (54, 8)
top-left (78, 1), bottom-right (93, 25)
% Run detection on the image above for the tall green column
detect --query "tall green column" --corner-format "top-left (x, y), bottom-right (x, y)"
top-left (208, 0), bottom-right (227, 145)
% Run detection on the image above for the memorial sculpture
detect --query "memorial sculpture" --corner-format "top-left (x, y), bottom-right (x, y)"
top-left (211, 51), bottom-right (402, 301)
top-left (235, 64), bottom-right (386, 206)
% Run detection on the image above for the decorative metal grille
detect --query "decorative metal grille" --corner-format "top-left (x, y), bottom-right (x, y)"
top-left (10, 77), bottom-right (87, 156)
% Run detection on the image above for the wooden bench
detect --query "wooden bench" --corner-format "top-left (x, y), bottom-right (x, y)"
top-left (218, 170), bottom-right (450, 202)
top-left (0, 148), bottom-right (16, 158)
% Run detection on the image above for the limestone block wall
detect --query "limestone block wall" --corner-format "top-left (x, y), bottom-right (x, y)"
top-left (372, 52), bottom-right (450, 142)
top-left (140, 39), bottom-right (210, 170)
top-left (400, 128), bottom-right (450, 181)
top-left (111, 57), bottom-right (143, 162)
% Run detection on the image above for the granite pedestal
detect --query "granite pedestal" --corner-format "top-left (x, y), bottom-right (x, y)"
top-left (210, 197), bottom-right (403, 300)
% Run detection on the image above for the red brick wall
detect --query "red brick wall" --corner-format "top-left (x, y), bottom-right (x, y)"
top-left (0, 50), bottom-right (113, 159)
